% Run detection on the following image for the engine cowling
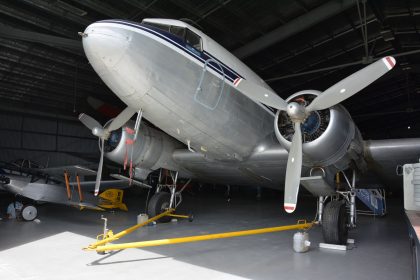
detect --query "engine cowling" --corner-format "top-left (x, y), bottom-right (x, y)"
top-left (274, 90), bottom-right (366, 172)
top-left (104, 121), bottom-right (183, 179)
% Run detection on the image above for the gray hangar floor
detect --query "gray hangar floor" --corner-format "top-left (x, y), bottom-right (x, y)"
top-left (0, 190), bottom-right (411, 280)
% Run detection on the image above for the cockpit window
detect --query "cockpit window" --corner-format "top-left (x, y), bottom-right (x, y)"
top-left (185, 29), bottom-right (202, 52)
top-left (170, 26), bottom-right (185, 39)
top-left (142, 21), bottom-right (202, 53)
top-left (143, 21), bottom-right (170, 32)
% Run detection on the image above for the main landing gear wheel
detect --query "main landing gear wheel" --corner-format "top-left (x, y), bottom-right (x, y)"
top-left (147, 192), bottom-right (172, 223)
top-left (322, 200), bottom-right (348, 245)
top-left (20, 204), bottom-right (38, 221)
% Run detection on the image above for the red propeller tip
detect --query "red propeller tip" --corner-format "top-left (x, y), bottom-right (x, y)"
top-left (284, 203), bottom-right (296, 213)
top-left (383, 56), bottom-right (396, 70)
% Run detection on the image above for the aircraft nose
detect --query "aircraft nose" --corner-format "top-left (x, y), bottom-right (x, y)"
top-left (82, 24), bottom-right (131, 70)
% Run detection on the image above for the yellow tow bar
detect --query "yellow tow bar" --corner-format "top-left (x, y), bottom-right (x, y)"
top-left (84, 209), bottom-right (175, 250)
top-left (84, 210), bottom-right (313, 252)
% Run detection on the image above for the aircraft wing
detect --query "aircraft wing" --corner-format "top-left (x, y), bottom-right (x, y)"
top-left (68, 179), bottom-right (135, 191)
top-left (1, 180), bottom-right (103, 210)
top-left (40, 165), bottom-right (97, 176)
top-left (172, 148), bottom-right (290, 188)
top-left (364, 138), bottom-right (420, 188)
top-left (65, 201), bottom-right (105, 211)
top-left (109, 174), bottom-right (152, 189)
top-left (67, 175), bottom-right (152, 190)
top-left (173, 138), bottom-right (420, 192)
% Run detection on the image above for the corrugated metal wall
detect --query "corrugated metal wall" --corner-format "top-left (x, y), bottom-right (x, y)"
top-left (0, 111), bottom-right (98, 167)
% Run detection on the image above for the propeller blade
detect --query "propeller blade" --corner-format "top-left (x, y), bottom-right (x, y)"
top-left (284, 122), bottom-right (303, 213)
top-left (94, 138), bottom-right (105, 196)
top-left (78, 113), bottom-right (102, 130)
top-left (306, 56), bottom-right (396, 112)
top-left (233, 78), bottom-right (288, 111)
top-left (107, 107), bottom-right (137, 132)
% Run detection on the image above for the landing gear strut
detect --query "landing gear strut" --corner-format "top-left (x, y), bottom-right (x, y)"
top-left (147, 169), bottom-right (191, 223)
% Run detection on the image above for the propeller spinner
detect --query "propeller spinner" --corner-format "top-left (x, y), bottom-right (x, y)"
top-left (234, 56), bottom-right (396, 213)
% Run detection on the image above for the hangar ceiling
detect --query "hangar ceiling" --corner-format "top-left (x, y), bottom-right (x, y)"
top-left (0, 0), bottom-right (419, 139)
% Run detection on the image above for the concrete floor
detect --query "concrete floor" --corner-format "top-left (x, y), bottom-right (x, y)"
top-left (0, 189), bottom-right (412, 280)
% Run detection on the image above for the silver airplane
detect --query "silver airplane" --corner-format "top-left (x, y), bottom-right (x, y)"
top-left (0, 159), bottom-right (150, 220)
top-left (78, 18), bottom-right (420, 244)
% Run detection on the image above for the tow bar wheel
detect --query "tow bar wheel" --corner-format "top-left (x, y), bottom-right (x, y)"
top-left (20, 205), bottom-right (38, 221)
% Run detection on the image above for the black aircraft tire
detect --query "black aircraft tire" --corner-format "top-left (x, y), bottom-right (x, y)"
top-left (147, 192), bottom-right (172, 223)
top-left (322, 200), bottom-right (348, 245)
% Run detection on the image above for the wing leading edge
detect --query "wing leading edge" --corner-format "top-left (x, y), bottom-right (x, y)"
top-left (364, 138), bottom-right (420, 189)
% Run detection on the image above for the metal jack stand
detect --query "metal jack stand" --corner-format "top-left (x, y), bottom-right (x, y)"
top-left (95, 215), bottom-right (112, 255)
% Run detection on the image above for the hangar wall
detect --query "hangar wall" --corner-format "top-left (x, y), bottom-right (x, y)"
top-left (0, 110), bottom-right (98, 167)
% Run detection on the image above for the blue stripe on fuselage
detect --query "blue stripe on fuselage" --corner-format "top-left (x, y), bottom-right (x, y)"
top-left (97, 20), bottom-right (240, 82)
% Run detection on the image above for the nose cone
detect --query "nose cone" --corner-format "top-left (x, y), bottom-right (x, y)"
top-left (82, 23), bottom-right (131, 71)
top-left (287, 102), bottom-right (306, 122)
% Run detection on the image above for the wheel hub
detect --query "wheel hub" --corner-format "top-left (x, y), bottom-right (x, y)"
top-left (21, 205), bottom-right (37, 221)
top-left (161, 201), bottom-right (170, 212)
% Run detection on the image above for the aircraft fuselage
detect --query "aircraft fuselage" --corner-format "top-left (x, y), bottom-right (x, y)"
top-left (83, 19), bottom-right (275, 161)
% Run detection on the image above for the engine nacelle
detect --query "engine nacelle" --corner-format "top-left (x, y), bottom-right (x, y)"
top-left (274, 90), bottom-right (366, 172)
top-left (105, 121), bottom-right (183, 179)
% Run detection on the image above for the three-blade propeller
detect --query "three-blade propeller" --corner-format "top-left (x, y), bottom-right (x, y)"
top-left (79, 107), bottom-right (137, 195)
top-left (234, 56), bottom-right (396, 212)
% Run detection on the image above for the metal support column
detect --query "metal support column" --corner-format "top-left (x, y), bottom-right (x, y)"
top-left (350, 170), bottom-right (357, 227)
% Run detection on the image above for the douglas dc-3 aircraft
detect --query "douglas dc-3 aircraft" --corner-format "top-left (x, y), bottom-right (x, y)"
top-left (77, 18), bottom-right (420, 245)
